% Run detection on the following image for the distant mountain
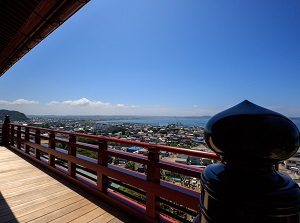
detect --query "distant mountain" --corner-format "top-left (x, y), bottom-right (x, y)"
top-left (0, 110), bottom-right (29, 122)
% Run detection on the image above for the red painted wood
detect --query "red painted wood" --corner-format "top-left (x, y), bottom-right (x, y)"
top-left (68, 134), bottom-right (76, 177)
top-left (97, 140), bottom-right (108, 193)
top-left (4, 123), bottom-right (220, 222)
top-left (48, 132), bottom-right (56, 167)
top-left (24, 127), bottom-right (30, 154)
top-left (34, 129), bottom-right (41, 159)
top-left (10, 124), bottom-right (14, 146)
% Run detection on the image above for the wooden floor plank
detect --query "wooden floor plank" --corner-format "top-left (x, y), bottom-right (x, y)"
top-left (0, 183), bottom-right (71, 208)
top-left (0, 191), bottom-right (77, 219)
top-left (1, 178), bottom-right (60, 193)
top-left (16, 195), bottom-right (88, 222)
top-left (49, 202), bottom-right (104, 223)
top-left (0, 146), bottom-right (137, 223)
top-left (88, 211), bottom-right (119, 223)
top-left (1, 180), bottom-right (60, 197)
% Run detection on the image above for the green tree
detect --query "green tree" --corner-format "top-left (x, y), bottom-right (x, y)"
top-left (125, 161), bottom-right (135, 170)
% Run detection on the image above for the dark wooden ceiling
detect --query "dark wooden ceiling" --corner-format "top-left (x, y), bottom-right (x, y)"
top-left (0, 0), bottom-right (89, 77)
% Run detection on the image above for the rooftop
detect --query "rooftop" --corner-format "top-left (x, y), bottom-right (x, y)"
top-left (0, 0), bottom-right (89, 76)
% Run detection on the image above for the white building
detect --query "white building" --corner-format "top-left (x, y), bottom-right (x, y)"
top-left (285, 150), bottom-right (300, 174)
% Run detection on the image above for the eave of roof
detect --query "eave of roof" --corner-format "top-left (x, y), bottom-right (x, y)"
top-left (0, 0), bottom-right (90, 77)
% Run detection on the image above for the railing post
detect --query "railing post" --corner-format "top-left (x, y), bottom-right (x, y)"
top-left (146, 147), bottom-right (160, 220)
top-left (17, 126), bottom-right (21, 149)
top-left (68, 134), bottom-right (76, 177)
top-left (2, 115), bottom-right (10, 146)
top-left (48, 132), bottom-right (56, 167)
top-left (10, 124), bottom-right (14, 146)
top-left (97, 139), bottom-right (108, 193)
top-left (24, 127), bottom-right (30, 154)
top-left (199, 100), bottom-right (300, 223)
top-left (35, 129), bottom-right (41, 159)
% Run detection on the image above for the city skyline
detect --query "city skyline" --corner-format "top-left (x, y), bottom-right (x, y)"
top-left (0, 0), bottom-right (299, 117)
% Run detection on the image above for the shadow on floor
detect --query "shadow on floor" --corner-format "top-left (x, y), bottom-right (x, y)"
top-left (0, 192), bottom-right (17, 222)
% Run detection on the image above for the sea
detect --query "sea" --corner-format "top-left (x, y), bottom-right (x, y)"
top-left (97, 116), bottom-right (300, 130)
top-left (291, 118), bottom-right (300, 130)
top-left (96, 116), bottom-right (210, 127)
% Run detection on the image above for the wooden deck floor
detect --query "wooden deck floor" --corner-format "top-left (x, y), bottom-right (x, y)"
top-left (0, 146), bottom-right (137, 223)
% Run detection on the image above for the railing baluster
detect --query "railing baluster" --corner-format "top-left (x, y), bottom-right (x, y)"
top-left (48, 132), bottom-right (56, 167)
top-left (68, 134), bottom-right (76, 177)
top-left (146, 147), bottom-right (160, 220)
top-left (97, 139), bottom-right (108, 193)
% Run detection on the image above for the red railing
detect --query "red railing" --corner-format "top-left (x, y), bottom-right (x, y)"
top-left (3, 122), bottom-right (220, 223)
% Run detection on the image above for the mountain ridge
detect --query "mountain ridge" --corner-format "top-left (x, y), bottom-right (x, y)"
top-left (0, 109), bottom-right (29, 121)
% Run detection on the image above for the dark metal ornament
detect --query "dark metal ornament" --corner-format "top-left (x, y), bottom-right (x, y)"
top-left (199, 100), bottom-right (300, 223)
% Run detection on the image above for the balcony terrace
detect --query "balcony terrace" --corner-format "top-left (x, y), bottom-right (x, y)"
top-left (0, 118), bottom-right (220, 222)
top-left (0, 1), bottom-right (299, 222)
top-left (1, 98), bottom-right (300, 223)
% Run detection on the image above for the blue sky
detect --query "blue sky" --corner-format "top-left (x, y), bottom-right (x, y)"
top-left (0, 0), bottom-right (299, 116)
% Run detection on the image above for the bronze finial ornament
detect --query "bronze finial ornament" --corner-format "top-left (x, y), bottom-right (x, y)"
top-left (199, 100), bottom-right (300, 223)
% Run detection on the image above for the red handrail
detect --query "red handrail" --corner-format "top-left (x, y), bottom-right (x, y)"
top-left (5, 123), bottom-right (220, 223)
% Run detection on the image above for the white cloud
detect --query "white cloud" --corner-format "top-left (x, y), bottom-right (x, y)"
top-left (46, 101), bottom-right (60, 106)
top-left (43, 98), bottom-right (140, 115)
top-left (0, 98), bottom-right (219, 116)
top-left (0, 99), bottom-right (38, 105)
top-left (47, 98), bottom-right (111, 107)
top-left (62, 98), bottom-right (90, 106)
top-left (117, 104), bottom-right (140, 108)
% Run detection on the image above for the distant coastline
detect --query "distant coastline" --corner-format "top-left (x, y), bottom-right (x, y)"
top-left (290, 117), bottom-right (300, 131)
top-left (28, 115), bottom-right (211, 127)
top-left (96, 116), bottom-right (210, 127)
top-left (27, 115), bottom-right (300, 130)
